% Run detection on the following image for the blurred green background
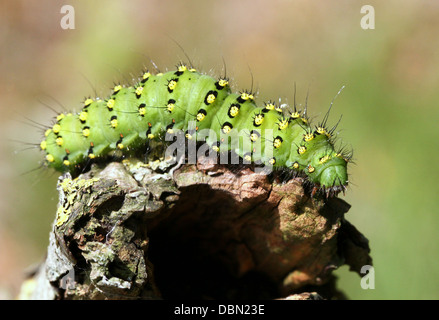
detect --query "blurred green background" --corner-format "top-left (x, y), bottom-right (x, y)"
top-left (1, 0), bottom-right (438, 299)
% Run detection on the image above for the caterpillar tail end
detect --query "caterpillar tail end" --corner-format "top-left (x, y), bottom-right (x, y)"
top-left (315, 164), bottom-right (348, 198)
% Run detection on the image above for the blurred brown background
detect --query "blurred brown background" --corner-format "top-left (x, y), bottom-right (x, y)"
top-left (1, 0), bottom-right (438, 299)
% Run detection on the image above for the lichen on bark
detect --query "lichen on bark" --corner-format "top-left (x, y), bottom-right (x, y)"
top-left (19, 157), bottom-right (372, 300)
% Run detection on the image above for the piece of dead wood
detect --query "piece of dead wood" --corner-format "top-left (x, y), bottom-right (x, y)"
top-left (18, 157), bottom-right (372, 300)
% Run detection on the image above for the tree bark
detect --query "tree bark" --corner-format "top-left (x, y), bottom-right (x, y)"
top-left (18, 157), bottom-right (372, 300)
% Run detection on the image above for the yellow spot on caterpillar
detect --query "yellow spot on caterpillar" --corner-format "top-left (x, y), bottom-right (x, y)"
top-left (157, 73), bottom-right (163, 76)
top-left (110, 118), bottom-right (118, 128)
top-left (46, 154), bottom-right (55, 163)
top-left (240, 92), bottom-right (254, 101)
top-left (167, 102), bottom-right (175, 112)
top-left (298, 146), bottom-right (307, 155)
top-left (82, 128), bottom-right (90, 137)
top-left (273, 138), bottom-right (282, 149)
top-left (269, 158), bottom-right (276, 165)
top-left (88, 153), bottom-right (95, 159)
top-left (218, 79), bottom-right (229, 87)
top-left (197, 112), bottom-right (206, 122)
top-left (135, 86), bottom-right (144, 96)
top-left (292, 162), bottom-right (299, 169)
top-left (185, 133), bottom-right (193, 140)
top-left (166, 121), bottom-right (175, 134)
top-left (107, 99), bottom-right (115, 110)
top-left (275, 107), bottom-right (283, 113)
top-left (113, 85), bottom-right (122, 93)
top-left (56, 114), bottom-right (65, 121)
top-left (319, 155), bottom-right (330, 164)
top-left (308, 165), bottom-right (315, 173)
top-left (63, 159), bottom-right (70, 166)
top-left (147, 133), bottom-right (155, 139)
top-left (143, 72), bottom-right (151, 80)
top-left (168, 80), bottom-right (178, 91)
top-left (229, 106), bottom-right (239, 117)
top-left (250, 132), bottom-right (259, 142)
top-left (189, 68), bottom-right (196, 72)
top-left (40, 140), bottom-right (46, 150)
top-left (265, 102), bottom-right (275, 110)
top-left (291, 112), bottom-right (300, 119)
top-left (138, 106), bottom-right (146, 116)
top-left (79, 111), bottom-right (88, 122)
top-left (222, 125), bottom-right (232, 134)
top-left (55, 137), bottom-right (63, 146)
top-left (278, 119), bottom-right (289, 130)
top-left (53, 124), bottom-right (61, 134)
top-left (45, 129), bottom-right (52, 137)
top-left (316, 127), bottom-right (325, 135)
top-left (254, 114), bottom-right (264, 126)
top-left (178, 65), bottom-right (187, 72)
top-left (335, 153), bottom-right (348, 161)
top-left (212, 146), bottom-right (220, 152)
top-left (84, 98), bottom-right (93, 107)
top-left (117, 143), bottom-right (124, 149)
top-left (304, 133), bottom-right (314, 142)
top-left (301, 117), bottom-right (308, 124)
top-left (206, 94), bottom-right (216, 104)
top-left (244, 154), bottom-right (252, 162)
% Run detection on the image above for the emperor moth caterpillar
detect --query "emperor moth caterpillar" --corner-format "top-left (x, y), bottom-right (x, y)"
top-left (39, 63), bottom-right (350, 196)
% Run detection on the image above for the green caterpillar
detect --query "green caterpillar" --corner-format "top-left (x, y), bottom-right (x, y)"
top-left (40, 63), bottom-right (350, 196)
